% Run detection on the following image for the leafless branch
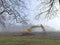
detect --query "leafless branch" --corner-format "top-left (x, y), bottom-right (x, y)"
top-left (0, 0), bottom-right (28, 25)
top-left (35, 0), bottom-right (58, 20)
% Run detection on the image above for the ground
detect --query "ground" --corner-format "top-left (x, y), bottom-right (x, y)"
top-left (0, 36), bottom-right (60, 45)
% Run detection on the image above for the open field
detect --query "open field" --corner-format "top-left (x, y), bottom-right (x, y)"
top-left (0, 32), bottom-right (59, 45)
top-left (0, 36), bottom-right (60, 45)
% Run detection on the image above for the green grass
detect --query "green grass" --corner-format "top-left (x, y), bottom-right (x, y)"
top-left (0, 36), bottom-right (60, 45)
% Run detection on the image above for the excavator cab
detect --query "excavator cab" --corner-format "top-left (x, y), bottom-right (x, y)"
top-left (20, 27), bottom-right (32, 35)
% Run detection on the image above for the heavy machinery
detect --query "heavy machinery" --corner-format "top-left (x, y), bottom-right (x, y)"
top-left (21, 24), bottom-right (46, 35)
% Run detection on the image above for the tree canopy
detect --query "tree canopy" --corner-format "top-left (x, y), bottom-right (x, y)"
top-left (0, 0), bottom-right (59, 25)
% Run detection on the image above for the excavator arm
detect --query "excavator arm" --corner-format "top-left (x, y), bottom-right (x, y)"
top-left (40, 24), bottom-right (46, 32)
top-left (21, 24), bottom-right (46, 35)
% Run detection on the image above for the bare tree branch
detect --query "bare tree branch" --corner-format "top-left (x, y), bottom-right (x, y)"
top-left (35, 0), bottom-right (58, 20)
top-left (0, 0), bottom-right (28, 25)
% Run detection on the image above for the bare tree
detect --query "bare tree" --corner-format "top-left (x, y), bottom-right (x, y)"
top-left (35, 0), bottom-right (58, 20)
top-left (0, 15), bottom-right (6, 27)
top-left (1, 0), bottom-right (58, 25)
top-left (33, 0), bottom-right (59, 33)
top-left (59, 0), bottom-right (60, 4)
top-left (0, 0), bottom-right (6, 27)
top-left (0, 0), bottom-right (28, 25)
top-left (0, 0), bottom-right (59, 28)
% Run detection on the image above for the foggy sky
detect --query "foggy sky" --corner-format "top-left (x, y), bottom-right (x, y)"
top-left (0, 0), bottom-right (60, 32)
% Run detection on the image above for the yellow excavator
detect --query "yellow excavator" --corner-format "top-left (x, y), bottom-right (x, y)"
top-left (20, 24), bottom-right (46, 35)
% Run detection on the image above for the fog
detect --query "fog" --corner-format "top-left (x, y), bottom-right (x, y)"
top-left (0, 0), bottom-right (60, 32)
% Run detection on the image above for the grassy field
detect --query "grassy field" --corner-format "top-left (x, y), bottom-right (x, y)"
top-left (0, 36), bottom-right (60, 45)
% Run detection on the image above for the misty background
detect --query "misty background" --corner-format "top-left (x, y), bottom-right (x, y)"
top-left (0, 0), bottom-right (60, 32)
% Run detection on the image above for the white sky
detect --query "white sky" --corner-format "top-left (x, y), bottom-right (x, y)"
top-left (15, 0), bottom-right (60, 31)
top-left (45, 12), bottom-right (60, 30)
top-left (44, 0), bottom-right (60, 30)
top-left (4, 0), bottom-right (60, 30)
top-left (27, 0), bottom-right (60, 31)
